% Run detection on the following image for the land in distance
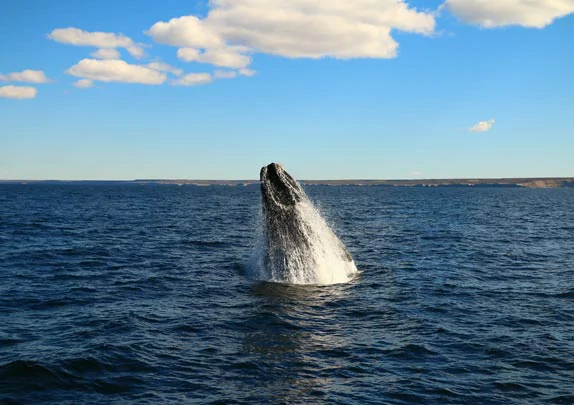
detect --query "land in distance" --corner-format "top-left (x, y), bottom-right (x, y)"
top-left (2, 178), bottom-right (573, 188)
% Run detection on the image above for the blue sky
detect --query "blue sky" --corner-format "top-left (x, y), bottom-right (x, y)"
top-left (1, 0), bottom-right (573, 180)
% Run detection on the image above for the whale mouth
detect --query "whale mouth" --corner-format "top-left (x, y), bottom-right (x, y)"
top-left (260, 163), bottom-right (305, 208)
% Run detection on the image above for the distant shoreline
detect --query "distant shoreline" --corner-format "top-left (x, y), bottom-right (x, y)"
top-left (1, 178), bottom-right (574, 188)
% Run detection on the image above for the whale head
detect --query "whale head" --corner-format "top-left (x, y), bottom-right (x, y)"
top-left (260, 163), bottom-right (305, 209)
top-left (256, 162), bottom-right (357, 284)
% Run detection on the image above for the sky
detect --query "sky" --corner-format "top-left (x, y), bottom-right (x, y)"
top-left (1, 0), bottom-right (573, 180)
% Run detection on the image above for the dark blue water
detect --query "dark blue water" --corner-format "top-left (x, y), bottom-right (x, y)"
top-left (1, 184), bottom-right (573, 404)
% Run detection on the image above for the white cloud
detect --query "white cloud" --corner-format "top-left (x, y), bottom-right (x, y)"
top-left (172, 73), bottom-right (213, 86)
top-left (205, 0), bottom-right (435, 58)
top-left (49, 27), bottom-right (132, 47)
top-left (443, 0), bottom-right (574, 28)
top-left (50, 1), bottom-right (439, 90)
top-left (48, 27), bottom-right (145, 58)
top-left (147, 0), bottom-right (436, 70)
top-left (0, 85), bottom-right (37, 99)
top-left (91, 48), bottom-right (121, 60)
top-left (214, 70), bottom-right (238, 79)
top-left (146, 62), bottom-right (183, 76)
top-left (147, 16), bottom-right (224, 49)
top-left (177, 47), bottom-right (251, 68)
top-left (239, 68), bottom-right (256, 77)
top-left (126, 45), bottom-right (145, 59)
top-left (73, 79), bottom-right (94, 88)
top-left (469, 118), bottom-right (495, 133)
top-left (176, 47), bottom-right (200, 61)
top-left (0, 69), bottom-right (50, 83)
top-left (66, 59), bottom-right (166, 85)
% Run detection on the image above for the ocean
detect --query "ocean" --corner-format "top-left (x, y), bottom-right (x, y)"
top-left (1, 183), bottom-right (573, 404)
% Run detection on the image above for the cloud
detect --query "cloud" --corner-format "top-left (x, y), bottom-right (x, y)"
top-left (214, 70), bottom-right (238, 79)
top-left (91, 48), bottom-right (121, 60)
top-left (49, 27), bottom-right (132, 47)
top-left (239, 68), bottom-right (256, 77)
top-left (146, 16), bottom-right (224, 49)
top-left (443, 0), bottom-right (574, 28)
top-left (146, 62), bottom-right (183, 76)
top-left (48, 27), bottom-right (145, 58)
top-left (73, 79), bottom-right (94, 88)
top-left (50, 1), bottom-right (439, 90)
top-left (469, 118), bottom-right (495, 133)
top-left (206, 0), bottom-right (435, 58)
top-left (126, 46), bottom-right (145, 59)
top-left (172, 73), bottom-right (213, 86)
top-left (177, 47), bottom-right (251, 69)
top-left (66, 59), bottom-right (166, 85)
top-left (147, 0), bottom-right (436, 71)
top-left (0, 69), bottom-right (50, 83)
top-left (0, 85), bottom-right (37, 99)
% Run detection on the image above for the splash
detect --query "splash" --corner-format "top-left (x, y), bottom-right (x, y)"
top-left (249, 163), bottom-right (358, 285)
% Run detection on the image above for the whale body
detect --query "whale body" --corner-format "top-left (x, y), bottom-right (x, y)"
top-left (257, 162), bottom-right (357, 284)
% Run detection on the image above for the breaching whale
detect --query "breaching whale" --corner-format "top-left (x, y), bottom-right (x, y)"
top-left (256, 162), bottom-right (357, 285)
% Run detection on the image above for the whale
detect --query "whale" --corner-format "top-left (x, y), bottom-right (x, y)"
top-left (258, 162), bottom-right (357, 284)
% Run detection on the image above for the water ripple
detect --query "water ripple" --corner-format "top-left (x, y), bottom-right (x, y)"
top-left (0, 185), bottom-right (573, 404)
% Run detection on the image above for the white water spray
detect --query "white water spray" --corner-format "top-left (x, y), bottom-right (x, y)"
top-left (249, 165), bottom-right (358, 285)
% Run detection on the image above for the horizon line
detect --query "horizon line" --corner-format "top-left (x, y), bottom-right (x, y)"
top-left (1, 176), bottom-right (574, 183)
